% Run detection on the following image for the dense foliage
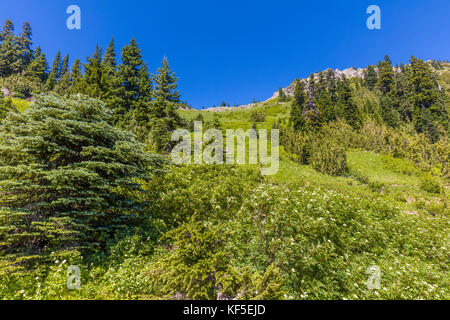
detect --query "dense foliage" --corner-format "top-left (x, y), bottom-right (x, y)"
top-left (0, 94), bottom-right (165, 273)
top-left (0, 18), bottom-right (448, 301)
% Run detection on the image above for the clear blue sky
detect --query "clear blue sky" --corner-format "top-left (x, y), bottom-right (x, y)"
top-left (1, 0), bottom-right (449, 108)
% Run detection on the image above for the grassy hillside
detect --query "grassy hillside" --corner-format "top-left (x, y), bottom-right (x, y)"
top-left (1, 63), bottom-right (448, 301)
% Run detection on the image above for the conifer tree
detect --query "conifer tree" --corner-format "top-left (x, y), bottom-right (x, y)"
top-left (102, 37), bottom-right (117, 79)
top-left (407, 56), bottom-right (446, 137)
top-left (60, 54), bottom-right (69, 76)
top-left (376, 55), bottom-right (394, 94)
top-left (379, 93), bottom-right (399, 128)
top-left (23, 46), bottom-right (47, 82)
top-left (45, 50), bottom-right (61, 90)
top-left (114, 38), bottom-right (152, 126)
top-left (79, 46), bottom-right (109, 99)
top-left (70, 58), bottom-right (83, 92)
top-left (290, 80), bottom-right (307, 131)
top-left (0, 20), bottom-right (21, 77)
top-left (152, 56), bottom-right (180, 103)
top-left (54, 55), bottom-right (70, 94)
top-left (18, 22), bottom-right (33, 71)
top-left (0, 94), bottom-right (164, 270)
top-left (337, 76), bottom-right (360, 128)
top-left (278, 88), bottom-right (286, 102)
top-left (364, 65), bottom-right (378, 90)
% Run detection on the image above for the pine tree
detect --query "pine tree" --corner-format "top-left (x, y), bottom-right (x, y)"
top-left (152, 56), bottom-right (180, 103)
top-left (45, 50), bottom-right (61, 90)
top-left (114, 38), bottom-right (152, 126)
top-left (18, 22), bottom-right (33, 71)
top-left (278, 88), bottom-right (286, 102)
top-left (0, 20), bottom-right (21, 77)
top-left (78, 46), bottom-right (109, 99)
top-left (336, 76), bottom-right (360, 128)
top-left (376, 55), bottom-right (394, 94)
top-left (407, 56), bottom-right (446, 136)
top-left (290, 80), bottom-right (307, 131)
top-left (54, 54), bottom-right (70, 94)
top-left (102, 37), bottom-right (117, 79)
top-left (0, 94), bottom-right (165, 271)
top-left (364, 65), bottom-right (378, 90)
top-left (23, 46), bottom-right (47, 82)
top-left (70, 58), bottom-right (83, 92)
top-left (60, 54), bottom-right (69, 76)
top-left (379, 93), bottom-right (399, 128)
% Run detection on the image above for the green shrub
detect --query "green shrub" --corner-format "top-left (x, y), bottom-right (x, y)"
top-left (310, 138), bottom-right (349, 176)
top-left (420, 177), bottom-right (441, 194)
top-left (381, 154), bottom-right (419, 176)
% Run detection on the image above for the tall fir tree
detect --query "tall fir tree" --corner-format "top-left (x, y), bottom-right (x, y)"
top-left (336, 76), bottom-right (360, 128)
top-left (79, 46), bottom-right (109, 99)
top-left (278, 87), bottom-right (286, 102)
top-left (23, 46), bottom-right (47, 82)
top-left (407, 56), bottom-right (446, 137)
top-left (290, 79), bottom-right (307, 131)
top-left (114, 38), bottom-right (152, 126)
top-left (18, 22), bottom-right (33, 71)
top-left (0, 20), bottom-right (21, 77)
top-left (364, 65), bottom-right (378, 90)
top-left (152, 56), bottom-right (180, 103)
top-left (102, 37), bottom-right (117, 79)
top-left (54, 54), bottom-right (71, 94)
top-left (45, 50), bottom-right (61, 91)
top-left (69, 58), bottom-right (83, 93)
top-left (376, 55), bottom-right (394, 94)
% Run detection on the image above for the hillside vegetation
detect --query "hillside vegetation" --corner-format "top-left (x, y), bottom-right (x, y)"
top-left (0, 19), bottom-right (448, 300)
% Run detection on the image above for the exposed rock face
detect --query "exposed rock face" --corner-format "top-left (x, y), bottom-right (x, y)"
top-left (203, 60), bottom-right (445, 112)
top-left (267, 66), bottom-right (367, 101)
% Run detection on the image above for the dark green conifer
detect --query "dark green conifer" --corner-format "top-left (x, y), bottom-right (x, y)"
top-left (0, 94), bottom-right (165, 270)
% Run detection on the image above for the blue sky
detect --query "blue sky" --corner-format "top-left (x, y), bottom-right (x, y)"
top-left (1, 0), bottom-right (449, 107)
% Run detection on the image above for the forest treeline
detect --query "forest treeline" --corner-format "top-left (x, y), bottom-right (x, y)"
top-left (0, 19), bottom-right (186, 150)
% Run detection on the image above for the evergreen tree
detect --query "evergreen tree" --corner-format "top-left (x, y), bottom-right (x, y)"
top-left (364, 65), bottom-right (378, 90)
top-left (54, 55), bottom-right (70, 94)
top-left (114, 38), bottom-right (152, 125)
top-left (16, 22), bottom-right (33, 71)
top-left (0, 20), bottom-right (21, 77)
top-left (152, 56), bottom-right (180, 103)
top-left (45, 50), bottom-right (61, 90)
top-left (290, 80), bottom-right (307, 131)
top-left (60, 54), bottom-right (69, 76)
top-left (69, 58), bottom-right (83, 92)
top-left (376, 55), bottom-right (394, 94)
top-left (0, 94), bottom-right (165, 270)
top-left (78, 46), bottom-right (109, 99)
top-left (102, 37), bottom-right (117, 79)
top-left (379, 93), bottom-right (400, 128)
top-left (278, 88), bottom-right (286, 102)
top-left (336, 76), bottom-right (360, 128)
top-left (407, 56), bottom-right (446, 136)
top-left (23, 46), bottom-right (47, 82)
